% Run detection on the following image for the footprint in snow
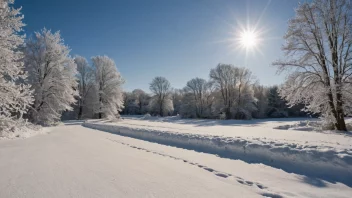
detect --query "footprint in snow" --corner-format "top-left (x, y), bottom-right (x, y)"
top-left (111, 139), bottom-right (272, 196)
top-left (203, 167), bottom-right (214, 172)
top-left (260, 192), bottom-right (283, 198)
top-left (214, 172), bottom-right (230, 178)
top-left (256, 183), bottom-right (266, 189)
top-left (245, 181), bottom-right (254, 186)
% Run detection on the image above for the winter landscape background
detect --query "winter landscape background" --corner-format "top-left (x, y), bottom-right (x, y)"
top-left (1, 0), bottom-right (352, 197)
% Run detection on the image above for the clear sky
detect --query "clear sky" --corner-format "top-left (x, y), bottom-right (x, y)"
top-left (15, 0), bottom-right (302, 92)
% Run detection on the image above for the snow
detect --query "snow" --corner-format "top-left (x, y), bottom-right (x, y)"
top-left (272, 118), bottom-right (352, 132)
top-left (0, 123), bottom-right (49, 140)
top-left (109, 130), bottom-right (352, 198)
top-left (0, 123), bottom-right (258, 198)
top-left (1, 122), bottom-right (352, 197)
top-left (83, 116), bottom-right (352, 186)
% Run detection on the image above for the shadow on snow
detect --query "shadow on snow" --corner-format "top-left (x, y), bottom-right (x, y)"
top-left (83, 122), bottom-right (352, 188)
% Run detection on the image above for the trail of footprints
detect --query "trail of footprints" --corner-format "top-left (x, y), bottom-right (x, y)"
top-left (108, 138), bottom-right (281, 198)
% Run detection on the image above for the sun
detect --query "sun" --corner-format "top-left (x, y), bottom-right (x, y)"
top-left (226, 25), bottom-right (264, 57)
top-left (239, 30), bottom-right (258, 48)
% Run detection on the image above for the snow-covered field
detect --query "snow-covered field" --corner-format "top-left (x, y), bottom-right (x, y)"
top-left (83, 116), bottom-right (352, 187)
top-left (1, 122), bottom-right (352, 198)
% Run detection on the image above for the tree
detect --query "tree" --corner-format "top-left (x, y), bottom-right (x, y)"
top-left (131, 89), bottom-right (150, 114)
top-left (179, 92), bottom-right (197, 118)
top-left (24, 29), bottom-right (78, 125)
top-left (210, 64), bottom-right (257, 119)
top-left (149, 96), bottom-right (174, 116)
top-left (171, 89), bottom-right (183, 115)
top-left (149, 77), bottom-right (172, 116)
top-left (210, 64), bottom-right (236, 118)
top-left (273, 0), bottom-right (352, 131)
top-left (252, 85), bottom-right (268, 118)
top-left (75, 56), bottom-right (94, 119)
top-left (92, 56), bottom-right (124, 119)
top-left (184, 78), bottom-right (215, 118)
top-left (185, 78), bottom-right (207, 117)
top-left (233, 67), bottom-right (257, 119)
top-left (267, 86), bottom-right (288, 118)
top-left (0, 0), bottom-right (33, 133)
top-left (121, 91), bottom-right (139, 115)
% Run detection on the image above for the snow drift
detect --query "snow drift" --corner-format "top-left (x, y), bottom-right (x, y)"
top-left (0, 123), bottom-right (46, 140)
top-left (83, 120), bottom-right (352, 186)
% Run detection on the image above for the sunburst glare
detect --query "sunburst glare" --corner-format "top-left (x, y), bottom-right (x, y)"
top-left (239, 30), bottom-right (258, 49)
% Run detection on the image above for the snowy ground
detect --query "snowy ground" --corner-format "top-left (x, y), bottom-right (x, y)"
top-left (0, 124), bottom-right (50, 140)
top-left (1, 122), bottom-right (352, 197)
top-left (84, 116), bottom-right (352, 187)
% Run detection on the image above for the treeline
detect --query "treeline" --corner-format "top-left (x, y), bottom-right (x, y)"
top-left (122, 64), bottom-right (308, 119)
top-left (0, 1), bottom-right (124, 134)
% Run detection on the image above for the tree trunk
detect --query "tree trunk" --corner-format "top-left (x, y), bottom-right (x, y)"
top-left (159, 100), bottom-right (163, 117)
top-left (335, 111), bottom-right (347, 131)
top-left (139, 101), bottom-right (142, 115)
top-left (225, 107), bottom-right (231, 120)
top-left (335, 94), bottom-right (347, 131)
top-left (78, 105), bottom-right (83, 120)
top-left (327, 91), bottom-right (347, 131)
top-left (99, 89), bottom-right (103, 119)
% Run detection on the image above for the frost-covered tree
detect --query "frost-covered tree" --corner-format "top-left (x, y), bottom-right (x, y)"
top-left (149, 77), bottom-right (172, 116)
top-left (0, 0), bottom-right (33, 132)
top-left (75, 55), bottom-right (94, 119)
top-left (122, 90), bottom-right (138, 115)
top-left (149, 96), bottom-right (174, 116)
top-left (24, 29), bottom-right (78, 125)
top-left (209, 64), bottom-right (236, 118)
top-left (252, 85), bottom-right (268, 118)
top-left (273, 0), bottom-right (352, 131)
top-left (210, 64), bottom-right (257, 119)
top-left (231, 68), bottom-right (257, 119)
top-left (183, 78), bottom-right (215, 118)
top-left (132, 89), bottom-right (150, 114)
top-left (266, 86), bottom-right (288, 118)
top-left (185, 78), bottom-right (207, 117)
top-left (92, 56), bottom-right (124, 119)
top-left (179, 92), bottom-right (197, 118)
top-left (121, 92), bottom-right (136, 115)
top-left (121, 90), bottom-right (151, 115)
top-left (171, 89), bottom-right (183, 115)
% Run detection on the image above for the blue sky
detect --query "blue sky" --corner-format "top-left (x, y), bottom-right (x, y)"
top-left (15, 0), bottom-right (301, 92)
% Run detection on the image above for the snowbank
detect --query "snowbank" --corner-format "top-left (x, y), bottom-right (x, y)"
top-left (273, 118), bottom-right (352, 132)
top-left (0, 125), bottom-right (48, 140)
top-left (83, 120), bottom-right (352, 186)
top-left (273, 120), bottom-right (322, 131)
top-left (0, 119), bottom-right (53, 140)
